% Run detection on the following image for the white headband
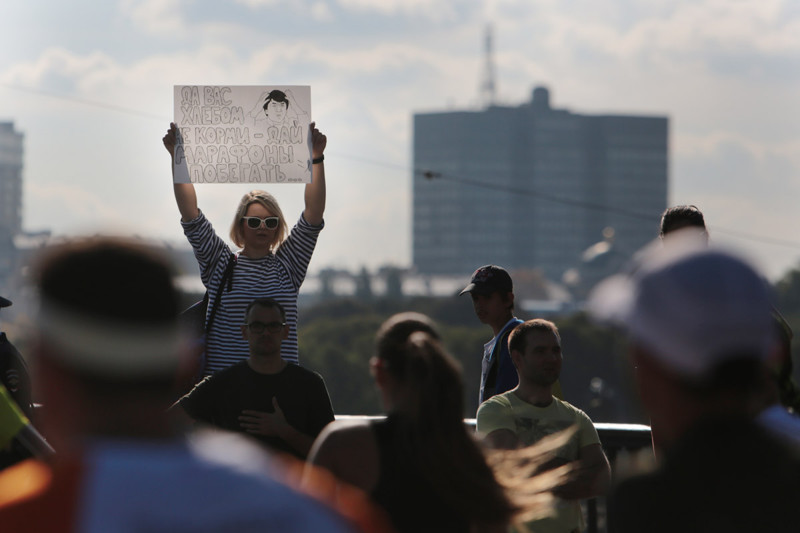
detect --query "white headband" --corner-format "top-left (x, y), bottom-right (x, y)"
top-left (38, 300), bottom-right (183, 377)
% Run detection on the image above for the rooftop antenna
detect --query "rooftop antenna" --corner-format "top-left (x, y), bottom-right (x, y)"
top-left (480, 23), bottom-right (496, 108)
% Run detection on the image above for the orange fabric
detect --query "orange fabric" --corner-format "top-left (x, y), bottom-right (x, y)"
top-left (0, 458), bottom-right (84, 532)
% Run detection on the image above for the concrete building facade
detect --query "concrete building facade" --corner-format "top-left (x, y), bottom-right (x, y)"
top-left (0, 122), bottom-right (24, 289)
top-left (0, 122), bottom-right (23, 244)
top-left (412, 87), bottom-right (668, 283)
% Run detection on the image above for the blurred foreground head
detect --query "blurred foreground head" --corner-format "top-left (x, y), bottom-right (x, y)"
top-left (35, 237), bottom-right (182, 380)
top-left (590, 235), bottom-right (775, 445)
top-left (591, 233), bottom-right (774, 379)
top-left (33, 237), bottom-right (186, 448)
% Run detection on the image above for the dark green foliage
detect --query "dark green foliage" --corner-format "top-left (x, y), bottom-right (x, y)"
top-left (772, 267), bottom-right (800, 398)
top-left (297, 297), bottom-right (646, 422)
top-left (439, 325), bottom-right (488, 416)
top-left (776, 268), bottom-right (800, 316)
top-left (552, 313), bottom-right (646, 424)
top-left (299, 313), bottom-right (384, 415)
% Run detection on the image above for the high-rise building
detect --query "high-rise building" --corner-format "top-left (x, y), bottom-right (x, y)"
top-left (412, 87), bottom-right (668, 283)
top-left (0, 122), bottom-right (23, 244)
top-left (0, 122), bottom-right (24, 291)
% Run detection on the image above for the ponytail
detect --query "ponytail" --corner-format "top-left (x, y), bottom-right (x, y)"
top-left (377, 327), bottom-right (515, 527)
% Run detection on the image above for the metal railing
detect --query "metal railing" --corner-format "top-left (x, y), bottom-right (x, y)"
top-left (338, 416), bottom-right (653, 533)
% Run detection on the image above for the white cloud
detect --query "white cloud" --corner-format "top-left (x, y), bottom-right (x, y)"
top-left (231, 0), bottom-right (460, 20)
top-left (26, 181), bottom-right (130, 232)
top-left (336, 0), bottom-right (459, 19)
top-left (118, 0), bottom-right (187, 34)
top-left (233, 0), bottom-right (283, 7)
top-left (4, 0), bottom-right (800, 278)
top-left (2, 48), bottom-right (116, 87)
top-left (675, 131), bottom-right (800, 170)
top-left (487, 0), bottom-right (800, 67)
top-left (310, 2), bottom-right (333, 21)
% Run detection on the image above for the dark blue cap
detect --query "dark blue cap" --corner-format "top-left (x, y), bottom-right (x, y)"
top-left (459, 265), bottom-right (513, 296)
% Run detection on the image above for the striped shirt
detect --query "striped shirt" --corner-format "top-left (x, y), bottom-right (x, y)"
top-left (182, 211), bottom-right (323, 374)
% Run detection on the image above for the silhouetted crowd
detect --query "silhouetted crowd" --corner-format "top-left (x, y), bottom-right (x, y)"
top-left (0, 122), bottom-right (799, 533)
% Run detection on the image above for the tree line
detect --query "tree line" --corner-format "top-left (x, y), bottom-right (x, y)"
top-left (298, 264), bottom-right (800, 423)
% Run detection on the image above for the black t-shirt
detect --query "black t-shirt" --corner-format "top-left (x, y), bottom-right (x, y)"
top-left (608, 418), bottom-right (800, 533)
top-left (0, 333), bottom-right (31, 417)
top-left (180, 361), bottom-right (334, 458)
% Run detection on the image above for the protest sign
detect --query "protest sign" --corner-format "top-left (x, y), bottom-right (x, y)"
top-left (173, 85), bottom-right (312, 184)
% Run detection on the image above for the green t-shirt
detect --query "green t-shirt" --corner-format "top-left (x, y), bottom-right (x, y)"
top-left (476, 391), bottom-right (600, 533)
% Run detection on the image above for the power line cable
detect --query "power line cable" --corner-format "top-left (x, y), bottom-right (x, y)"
top-left (275, 145), bottom-right (800, 252)
top-left (420, 169), bottom-right (657, 222)
top-left (0, 82), bottom-right (166, 121)
top-left (5, 83), bottom-right (800, 251)
top-left (339, 154), bottom-right (800, 250)
top-left (423, 170), bottom-right (800, 250)
top-left (704, 226), bottom-right (800, 250)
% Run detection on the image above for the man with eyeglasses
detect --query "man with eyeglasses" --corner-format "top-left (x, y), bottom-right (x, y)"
top-left (177, 298), bottom-right (334, 459)
top-left (0, 239), bottom-right (356, 532)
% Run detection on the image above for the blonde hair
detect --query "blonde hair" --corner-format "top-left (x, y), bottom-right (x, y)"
top-left (229, 190), bottom-right (288, 252)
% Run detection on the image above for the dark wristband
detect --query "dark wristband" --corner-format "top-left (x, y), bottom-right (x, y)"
top-left (312, 155), bottom-right (325, 164)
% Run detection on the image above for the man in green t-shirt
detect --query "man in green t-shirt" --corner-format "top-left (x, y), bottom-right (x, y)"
top-left (477, 319), bottom-right (610, 533)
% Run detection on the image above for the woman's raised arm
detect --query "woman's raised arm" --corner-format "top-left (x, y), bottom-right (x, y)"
top-left (304, 122), bottom-right (327, 226)
top-left (163, 122), bottom-right (200, 222)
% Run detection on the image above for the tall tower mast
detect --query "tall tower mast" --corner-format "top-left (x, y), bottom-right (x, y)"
top-left (480, 23), bottom-right (497, 107)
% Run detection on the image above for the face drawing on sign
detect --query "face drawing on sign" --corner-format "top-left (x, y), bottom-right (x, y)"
top-left (263, 90), bottom-right (289, 124)
top-left (248, 88), bottom-right (311, 171)
top-left (250, 89), bottom-right (309, 129)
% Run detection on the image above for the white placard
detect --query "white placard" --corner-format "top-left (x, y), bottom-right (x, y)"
top-left (173, 85), bottom-right (312, 184)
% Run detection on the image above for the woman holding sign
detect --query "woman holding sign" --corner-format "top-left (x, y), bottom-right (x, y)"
top-left (163, 121), bottom-right (326, 376)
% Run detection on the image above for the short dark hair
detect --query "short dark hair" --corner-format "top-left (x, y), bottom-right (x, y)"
top-left (508, 319), bottom-right (560, 355)
top-left (263, 89), bottom-right (289, 110)
top-left (660, 205), bottom-right (706, 237)
top-left (245, 298), bottom-right (286, 322)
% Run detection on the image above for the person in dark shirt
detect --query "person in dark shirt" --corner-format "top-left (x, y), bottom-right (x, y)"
top-left (0, 296), bottom-right (31, 419)
top-left (0, 238), bottom-right (356, 532)
top-left (460, 265), bottom-right (563, 407)
top-left (179, 298), bottom-right (334, 459)
top-left (590, 238), bottom-right (800, 533)
top-left (0, 295), bottom-right (35, 470)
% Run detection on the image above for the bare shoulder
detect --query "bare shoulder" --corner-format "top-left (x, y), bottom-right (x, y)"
top-left (308, 418), bottom-right (380, 492)
top-left (311, 419), bottom-right (374, 458)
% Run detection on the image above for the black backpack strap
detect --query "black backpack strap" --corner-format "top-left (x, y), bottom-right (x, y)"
top-left (204, 252), bottom-right (236, 334)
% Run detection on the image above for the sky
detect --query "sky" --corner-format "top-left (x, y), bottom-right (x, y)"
top-left (1, 0), bottom-right (799, 281)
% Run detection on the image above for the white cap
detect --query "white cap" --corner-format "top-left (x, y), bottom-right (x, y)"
top-left (588, 232), bottom-right (775, 378)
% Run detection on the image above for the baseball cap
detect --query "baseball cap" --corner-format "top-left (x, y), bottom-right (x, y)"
top-left (459, 265), bottom-right (513, 296)
top-left (588, 235), bottom-right (775, 379)
top-left (0, 296), bottom-right (11, 308)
